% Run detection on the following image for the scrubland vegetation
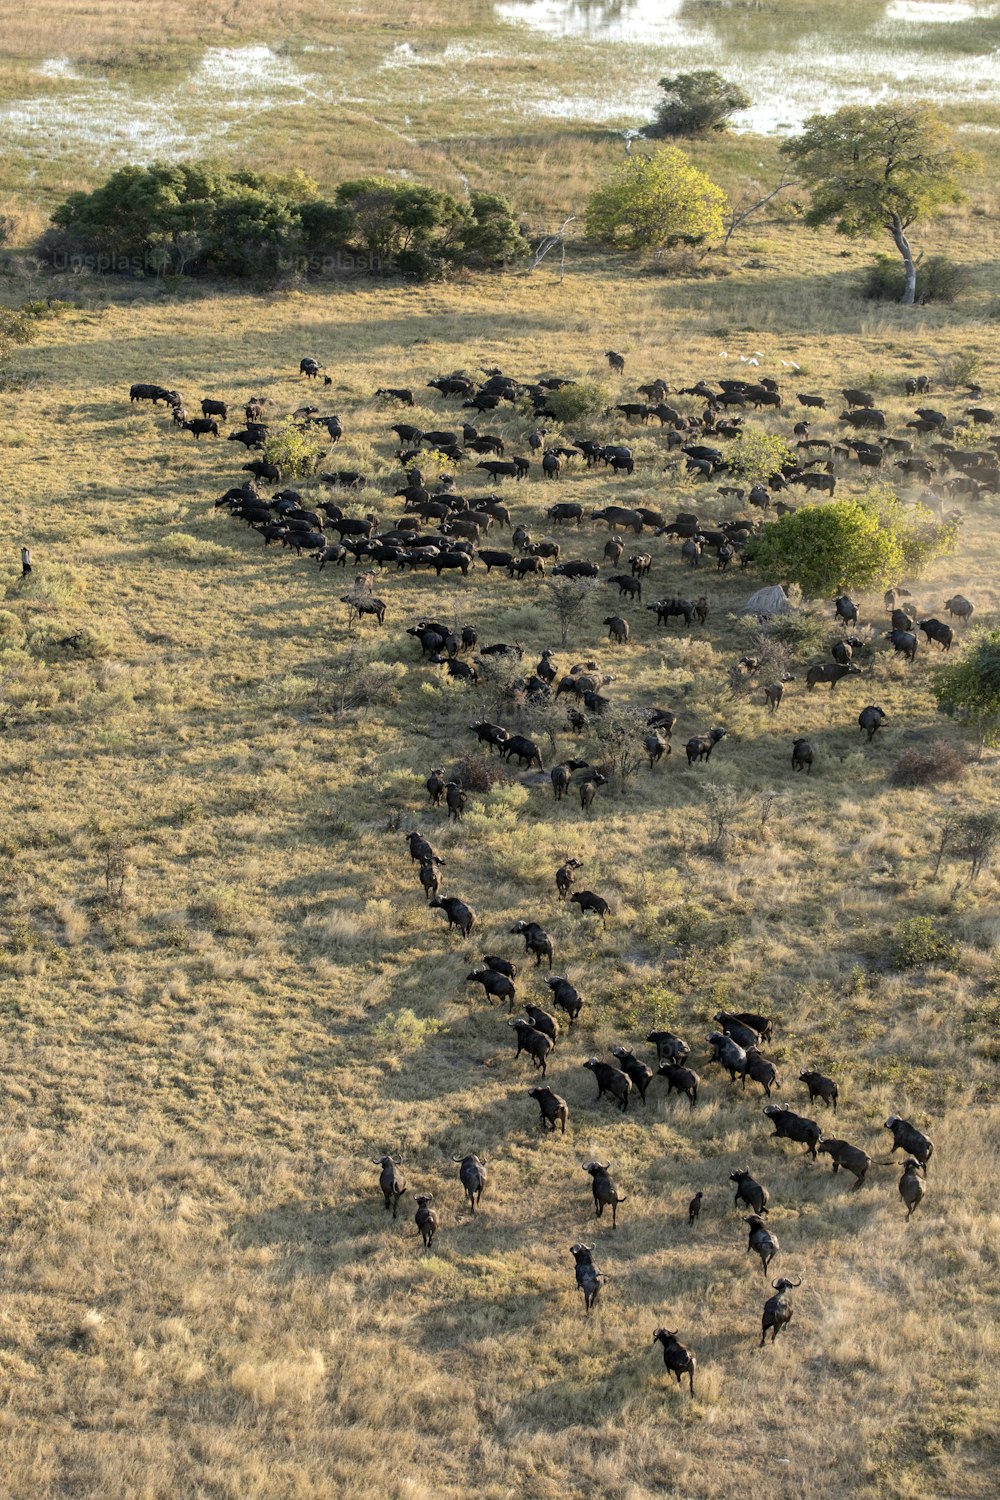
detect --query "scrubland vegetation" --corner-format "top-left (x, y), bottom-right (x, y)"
top-left (1, 2), bottom-right (1000, 1498)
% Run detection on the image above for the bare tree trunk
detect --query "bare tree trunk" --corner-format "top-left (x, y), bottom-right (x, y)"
top-left (889, 213), bottom-right (917, 305)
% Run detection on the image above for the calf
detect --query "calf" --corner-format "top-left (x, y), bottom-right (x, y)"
top-left (552, 761), bottom-right (588, 802)
top-left (579, 773), bottom-right (608, 814)
top-left (452, 1153), bottom-right (487, 1213)
top-left (414, 1195), bottom-right (438, 1248)
top-left (555, 857), bottom-right (583, 899)
top-left (799, 1068), bottom-right (838, 1112)
top-left (604, 615), bottom-right (630, 645)
top-left (899, 1159), bottom-right (925, 1219)
top-left (761, 1277), bottom-right (801, 1345)
top-left (571, 1243), bottom-right (605, 1315)
top-left (508, 1018), bottom-right (553, 1075)
top-left (372, 1154), bottom-right (406, 1218)
top-left (745, 1214), bottom-right (779, 1275)
top-left (584, 1161), bottom-right (626, 1226)
top-left (658, 1061), bottom-right (699, 1106)
top-left (529, 1086), bottom-right (569, 1134)
top-left (652, 1329), bottom-right (696, 1396)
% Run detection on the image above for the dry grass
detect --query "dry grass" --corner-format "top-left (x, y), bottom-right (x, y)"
top-left (0, 13), bottom-right (983, 1488)
top-left (0, 161), bottom-right (1000, 1500)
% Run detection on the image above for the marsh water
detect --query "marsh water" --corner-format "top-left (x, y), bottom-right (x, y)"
top-left (495, 0), bottom-right (1000, 132)
top-left (1, 0), bottom-right (997, 177)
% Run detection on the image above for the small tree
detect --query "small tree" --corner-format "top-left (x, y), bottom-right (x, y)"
top-left (747, 491), bottom-right (954, 598)
top-left (935, 628), bottom-right (1000, 750)
top-left (594, 705), bottom-right (648, 794)
top-left (781, 103), bottom-right (977, 305)
top-left (264, 418), bottom-right (328, 479)
top-left (726, 425), bottom-right (794, 486)
top-left (544, 577), bottom-right (597, 646)
top-left (650, 71), bottom-right (751, 137)
top-left (585, 147), bottom-right (727, 252)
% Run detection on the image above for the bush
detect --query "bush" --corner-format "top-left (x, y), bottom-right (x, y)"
top-left (891, 741), bottom-right (967, 787)
top-left (543, 380), bottom-right (610, 425)
top-left (585, 147), bottom-right (727, 252)
top-left (649, 71), bottom-right (751, 136)
top-left (45, 163), bottom-right (528, 283)
top-left (263, 420), bottom-right (327, 479)
top-left (861, 253), bottom-right (968, 304)
top-left (747, 491), bottom-right (955, 598)
top-left (448, 754), bottom-right (507, 793)
top-left (726, 425), bottom-right (794, 485)
top-left (890, 916), bottom-right (959, 970)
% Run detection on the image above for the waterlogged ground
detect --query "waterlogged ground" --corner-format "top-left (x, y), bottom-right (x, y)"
top-left (0, 0), bottom-right (997, 205)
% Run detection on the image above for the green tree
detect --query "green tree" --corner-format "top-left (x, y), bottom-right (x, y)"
top-left (935, 629), bottom-right (1000, 748)
top-left (585, 147), bottom-right (727, 252)
top-left (650, 70), bottom-right (751, 137)
top-left (781, 102), bottom-right (977, 305)
top-left (747, 490), bottom-right (954, 598)
top-left (725, 425), bottom-right (794, 485)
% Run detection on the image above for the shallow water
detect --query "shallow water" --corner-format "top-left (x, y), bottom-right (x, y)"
top-left (495, 0), bottom-right (1000, 133)
top-left (1, 46), bottom-right (324, 167)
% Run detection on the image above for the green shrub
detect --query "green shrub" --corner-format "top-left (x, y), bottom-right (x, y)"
top-left (263, 420), bottom-right (327, 479)
top-left (861, 254), bottom-right (968, 304)
top-left (891, 916), bottom-right (959, 970)
top-left (372, 1009), bottom-right (444, 1052)
top-left (45, 165), bottom-right (527, 283)
top-left (543, 379), bottom-right (611, 424)
top-left (649, 70), bottom-right (751, 136)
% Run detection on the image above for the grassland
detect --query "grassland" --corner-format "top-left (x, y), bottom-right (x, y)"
top-left (0, 230), bottom-right (1000, 1498)
top-left (0, 0), bottom-right (1000, 1495)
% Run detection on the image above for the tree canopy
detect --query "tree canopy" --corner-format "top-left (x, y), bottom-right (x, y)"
top-left (781, 102), bottom-right (976, 304)
top-left (747, 487), bottom-right (956, 598)
top-left (650, 70), bottom-right (751, 137)
top-left (585, 147), bottom-right (727, 252)
top-left (45, 164), bottom-right (527, 281)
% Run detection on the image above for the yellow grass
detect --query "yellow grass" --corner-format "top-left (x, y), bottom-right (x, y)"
top-left (1, 208), bottom-right (1000, 1499)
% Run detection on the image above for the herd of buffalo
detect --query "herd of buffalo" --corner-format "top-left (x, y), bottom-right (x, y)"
top-left (127, 352), bottom-right (970, 1391)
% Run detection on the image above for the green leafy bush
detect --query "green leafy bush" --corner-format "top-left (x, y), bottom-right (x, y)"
top-left (543, 380), bottom-right (610, 424)
top-left (44, 164), bottom-right (527, 283)
top-left (747, 489), bottom-right (955, 598)
top-left (649, 71), bottom-right (751, 136)
top-left (891, 916), bottom-right (958, 970)
top-left (586, 148), bottom-right (727, 251)
top-left (861, 253), bottom-right (968, 303)
top-left (263, 420), bottom-right (327, 479)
